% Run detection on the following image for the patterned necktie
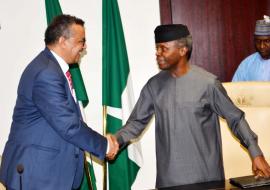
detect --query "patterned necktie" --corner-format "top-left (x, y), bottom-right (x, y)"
top-left (65, 70), bottom-right (74, 92)
top-left (66, 70), bottom-right (80, 116)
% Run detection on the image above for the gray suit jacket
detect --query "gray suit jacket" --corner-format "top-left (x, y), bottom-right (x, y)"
top-left (116, 65), bottom-right (262, 188)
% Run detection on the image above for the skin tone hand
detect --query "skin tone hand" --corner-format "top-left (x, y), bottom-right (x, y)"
top-left (252, 155), bottom-right (270, 179)
top-left (106, 134), bottom-right (119, 160)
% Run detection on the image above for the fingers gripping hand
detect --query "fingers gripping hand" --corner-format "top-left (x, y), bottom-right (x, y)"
top-left (106, 134), bottom-right (119, 160)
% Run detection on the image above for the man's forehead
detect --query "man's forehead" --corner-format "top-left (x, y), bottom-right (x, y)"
top-left (156, 40), bottom-right (177, 46)
top-left (254, 35), bottom-right (270, 40)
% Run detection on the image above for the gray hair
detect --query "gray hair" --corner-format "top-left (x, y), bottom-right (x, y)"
top-left (175, 35), bottom-right (192, 60)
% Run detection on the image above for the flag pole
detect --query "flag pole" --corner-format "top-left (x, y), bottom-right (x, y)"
top-left (103, 106), bottom-right (107, 190)
top-left (84, 152), bottom-right (93, 190)
top-left (78, 101), bottom-right (94, 190)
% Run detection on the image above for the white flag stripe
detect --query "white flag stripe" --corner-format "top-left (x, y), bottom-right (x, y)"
top-left (106, 74), bottom-right (143, 168)
top-left (127, 142), bottom-right (143, 167)
top-left (107, 74), bottom-right (135, 122)
top-left (107, 106), bottom-right (122, 120)
top-left (78, 101), bottom-right (87, 122)
top-left (121, 74), bottom-right (135, 124)
top-left (122, 74), bottom-right (143, 167)
top-left (106, 105), bottom-right (143, 167)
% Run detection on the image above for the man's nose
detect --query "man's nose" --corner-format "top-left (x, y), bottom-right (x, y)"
top-left (260, 42), bottom-right (265, 49)
top-left (156, 48), bottom-right (162, 56)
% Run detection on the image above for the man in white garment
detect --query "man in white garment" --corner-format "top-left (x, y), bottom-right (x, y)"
top-left (233, 16), bottom-right (270, 81)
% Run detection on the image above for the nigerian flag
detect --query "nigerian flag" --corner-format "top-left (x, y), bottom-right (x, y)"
top-left (102, 0), bottom-right (143, 189)
top-left (45, 1), bottom-right (95, 189)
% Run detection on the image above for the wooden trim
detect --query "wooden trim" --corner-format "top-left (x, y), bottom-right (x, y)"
top-left (159, 0), bottom-right (172, 24)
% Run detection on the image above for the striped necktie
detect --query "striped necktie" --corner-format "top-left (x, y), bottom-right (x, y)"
top-left (66, 70), bottom-right (73, 90)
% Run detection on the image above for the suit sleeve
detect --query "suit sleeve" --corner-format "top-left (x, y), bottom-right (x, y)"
top-left (116, 83), bottom-right (154, 147)
top-left (32, 68), bottom-right (107, 160)
top-left (208, 79), bottom-right (262, 158)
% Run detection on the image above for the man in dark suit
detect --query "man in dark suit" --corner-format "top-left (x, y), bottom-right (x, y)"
top-left (0, 14), bottom-right (117, 190)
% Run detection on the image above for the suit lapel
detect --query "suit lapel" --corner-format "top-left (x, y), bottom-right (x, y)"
top-left (43, 48), bottom-right (80, 116)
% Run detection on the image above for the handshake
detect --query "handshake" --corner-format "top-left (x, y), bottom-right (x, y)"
top-left (105, 134), bottom-right (119, 160)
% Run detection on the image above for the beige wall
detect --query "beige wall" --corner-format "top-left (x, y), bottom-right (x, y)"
top-left (220, 82), bottom-right (270, 179)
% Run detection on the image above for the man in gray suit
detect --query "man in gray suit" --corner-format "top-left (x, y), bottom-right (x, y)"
top-left (112, 24), bottom-right (270, 188)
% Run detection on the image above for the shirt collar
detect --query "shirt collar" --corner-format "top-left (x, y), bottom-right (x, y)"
top-left (50, 50), bottom-right (77, 101)
top-left (50, 50), bottom-right (69, 74)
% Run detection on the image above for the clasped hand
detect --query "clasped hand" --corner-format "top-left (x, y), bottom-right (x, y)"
top-left (106, 134), bottom-right (119, 160)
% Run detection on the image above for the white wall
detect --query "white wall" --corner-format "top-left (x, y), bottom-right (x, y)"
top-left (0, 0), bottom-right (160, 189)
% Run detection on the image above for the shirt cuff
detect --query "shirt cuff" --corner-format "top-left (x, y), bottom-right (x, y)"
top-left (106, 139), bottom-right (109, 154)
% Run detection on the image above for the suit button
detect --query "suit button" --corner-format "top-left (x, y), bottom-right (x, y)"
top-left (75, 155), bottom-right (79, 158)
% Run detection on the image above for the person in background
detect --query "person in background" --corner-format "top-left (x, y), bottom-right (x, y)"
top-left (111, 24), bottom-right (270, 189)
top-left (233, 16), bottom-right (270, 81)
top-left (0, 14), bottom-right (118, 190)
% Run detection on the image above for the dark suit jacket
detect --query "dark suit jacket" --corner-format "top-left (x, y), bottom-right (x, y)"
top-left (0, 48), bottom-right (107, 190)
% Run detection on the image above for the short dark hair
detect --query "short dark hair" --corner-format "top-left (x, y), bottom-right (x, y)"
top-left (44, 14), bottom-right (84, 45)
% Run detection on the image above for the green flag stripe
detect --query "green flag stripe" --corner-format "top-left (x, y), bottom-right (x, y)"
top-left (45, 0), bottom-right (89, 108)
top-left (106, 115), bottom-right (140, 190)
top-left (45, 1), bottom-right (93, 189)
top-left (109, 151), bottom-right (140, 189)
top-left (69, 64), bottom-right (89, 107)
top-left (80, 162), bottom-right (97, 190)
top-left (45, 0), bottom-right (62, 25)
top-left (102, 0), bottom-right (129, 108)
top-left (103, 0), bottom-right (141, 189)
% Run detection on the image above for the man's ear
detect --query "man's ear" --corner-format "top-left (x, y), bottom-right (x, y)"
top-left (58, 36), bottom-right (66, 47)
top-left (179, 47), bottom-right (188, 56)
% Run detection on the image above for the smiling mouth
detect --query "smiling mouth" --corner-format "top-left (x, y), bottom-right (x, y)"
top-left (157, 58), bottom-right (165, 63)
top-left (158, 61), bottom-right (168, 68)
top-left (79, 50), bottom-right (87, 57)
top-left (259, 51), bottom-right (269, 56)
top-left (157, 61), bottom-right (165, 65)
